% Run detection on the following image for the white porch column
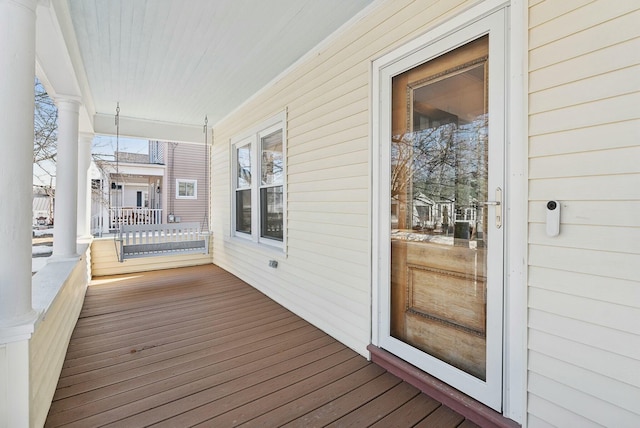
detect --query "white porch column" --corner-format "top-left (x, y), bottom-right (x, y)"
top-left (0, 1), bottom-right (38, 427)
top-left (0, 0), bottom-right (38, 326)
top-left (77, 132), bottom-right (93, 238)
top-left (52, 97), bottom-right (81, 259)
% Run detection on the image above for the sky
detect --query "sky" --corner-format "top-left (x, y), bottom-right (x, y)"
top-left (92, 135), bottom-right (149, 157)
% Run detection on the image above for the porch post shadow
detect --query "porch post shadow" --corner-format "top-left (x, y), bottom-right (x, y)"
top-left (77, 132), bottom-right (94, 239)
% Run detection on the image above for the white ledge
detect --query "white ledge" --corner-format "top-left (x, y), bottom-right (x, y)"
top-left (33, 242), bottom-right (89, 326)
top-left (0, 242), bottom-right (89, 344)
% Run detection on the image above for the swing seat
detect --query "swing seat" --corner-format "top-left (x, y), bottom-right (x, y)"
top-left (119, 222), bottom-right (208, 261)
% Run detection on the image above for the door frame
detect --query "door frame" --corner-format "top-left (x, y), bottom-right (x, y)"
top-left (370, 0), bottom-right (527, 421)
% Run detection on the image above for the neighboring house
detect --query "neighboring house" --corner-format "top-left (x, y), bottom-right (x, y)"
top-left (92, 140), bottom-right (165, 234)
top-left (32, 186), bottom-right (53, 226)
top-left (92, 140), bottom-right (208, 233)
top-left (166, 141), bottom-right (209, 230)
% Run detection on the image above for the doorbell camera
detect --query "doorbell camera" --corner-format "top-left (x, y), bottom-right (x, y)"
top-left (546, 200), bottom-right (560, 237)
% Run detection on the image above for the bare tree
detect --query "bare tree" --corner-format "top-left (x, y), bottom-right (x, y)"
top-left (33, 79), bottom-right (58, 185)
top-left (32, 79), bottom-right (58, 224)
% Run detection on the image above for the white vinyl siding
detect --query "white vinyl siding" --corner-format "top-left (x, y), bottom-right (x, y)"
top-left (90, 237), bottom-right (213, 277)
top-left (29, 253), bottom-right (89, 427)
top-left (212, 0), bottom-right (477, 356)
top-left (527, 1), bottom-right (640, 426)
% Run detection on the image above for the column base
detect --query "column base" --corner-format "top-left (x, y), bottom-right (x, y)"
top-left (48, 254), bottom-right (80, 263)
top-left (0, 309), bottom-right (38, 343)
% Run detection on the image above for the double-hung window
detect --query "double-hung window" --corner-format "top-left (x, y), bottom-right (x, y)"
top-left (232, 111), bottom-right (286, 249)
top-left (235, 142), bottom-right (252, 234)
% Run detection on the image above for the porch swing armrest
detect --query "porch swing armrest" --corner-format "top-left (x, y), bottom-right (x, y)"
top-left (115, 236), bottom-right (124, 262)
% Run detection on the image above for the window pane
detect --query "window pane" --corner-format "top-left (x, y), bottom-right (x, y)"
top-left (185, 182), bottom-right (194, 196)
top-left (390, 36), bottom-right (489, 380)
top-left (261, 130), bottom-right (283, 185)
top-left (260, 186), bottom-right (283, 241)
top-left (236, 189), bottom-right (252, 234)
top-left (237, 145), bottom-right (251, 188)
top-left (177, 180), bottom-right (196, 197)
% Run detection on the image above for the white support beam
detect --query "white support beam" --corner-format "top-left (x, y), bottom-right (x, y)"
top-left (93, 113), bottom-right (203, 144)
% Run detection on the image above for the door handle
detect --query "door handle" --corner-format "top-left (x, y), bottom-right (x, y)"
top-left (482, 188), bottom-right (502, 229)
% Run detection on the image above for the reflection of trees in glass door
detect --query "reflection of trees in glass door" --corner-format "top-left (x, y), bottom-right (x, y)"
top-left (377, 9), bottom-right (506, 409)
top-left (390, 36), bottom-right (491, 380)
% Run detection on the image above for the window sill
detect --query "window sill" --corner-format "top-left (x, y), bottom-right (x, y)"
top-left (227, 234), bottom-right (285, 255)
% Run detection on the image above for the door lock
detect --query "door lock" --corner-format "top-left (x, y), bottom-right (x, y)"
top-left (482, 187), bottom-right (502, 229)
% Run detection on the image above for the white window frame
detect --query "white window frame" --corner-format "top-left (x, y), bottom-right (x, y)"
top-left (231, 111), bottom-right (287, 250)
top-left (176, 179), bottom-right (197, 199)
top-left (232, 137), bottom-right (254, 240)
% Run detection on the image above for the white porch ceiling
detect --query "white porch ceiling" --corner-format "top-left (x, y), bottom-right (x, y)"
top-left (58, 0), bottom-right (374, 139)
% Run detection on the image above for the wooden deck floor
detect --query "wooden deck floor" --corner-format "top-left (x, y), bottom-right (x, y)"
top-left (46, 264), bottom-right (475, 427)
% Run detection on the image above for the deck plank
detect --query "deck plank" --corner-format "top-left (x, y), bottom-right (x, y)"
top-left (62, 301), bottom-right (289, 365)
top-left (106, 347), bottom-right (359, 427)
top-left (324, 381), bottom-right (423, 427)
top-left (204, 361), bottom-right (385, 427)
top-left (368, 388), bottom-right (442, 427)
top-left (458, 420), bottom-right (482, 428)
top-left (47, 330), bottom-right (331, 425)
top-left (54, 315), bottom-right (307, 398)
top-left (63, 302), bottom-right (289, 364)
top-left (281, 371), bottom-right (401, 428)
top-left (415, 405), bottom-right (465, 427)
top-left (46, 264), bottom-right (469, 428)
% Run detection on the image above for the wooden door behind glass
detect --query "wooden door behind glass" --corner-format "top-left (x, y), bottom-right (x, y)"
top-left (390, 36), bottom-right (489, 380)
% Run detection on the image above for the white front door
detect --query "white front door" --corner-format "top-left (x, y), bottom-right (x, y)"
top-left (374, 9), bottom-right (506, 411)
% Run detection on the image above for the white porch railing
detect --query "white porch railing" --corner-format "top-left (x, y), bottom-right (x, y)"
top-left (91, 214), bottom-right (104, 237)
top-left (109, 208), bottom-right (163, 229)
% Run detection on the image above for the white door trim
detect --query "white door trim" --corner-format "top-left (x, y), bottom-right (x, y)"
top-left (504, 0), bottom-right (528, 423)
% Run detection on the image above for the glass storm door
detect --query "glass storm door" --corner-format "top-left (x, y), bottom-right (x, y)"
top-left (377, 11), bottom-right (506, 410)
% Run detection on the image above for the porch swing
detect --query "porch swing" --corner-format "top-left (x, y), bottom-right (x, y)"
top-left (115, 105), bottom-right (209, 262)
